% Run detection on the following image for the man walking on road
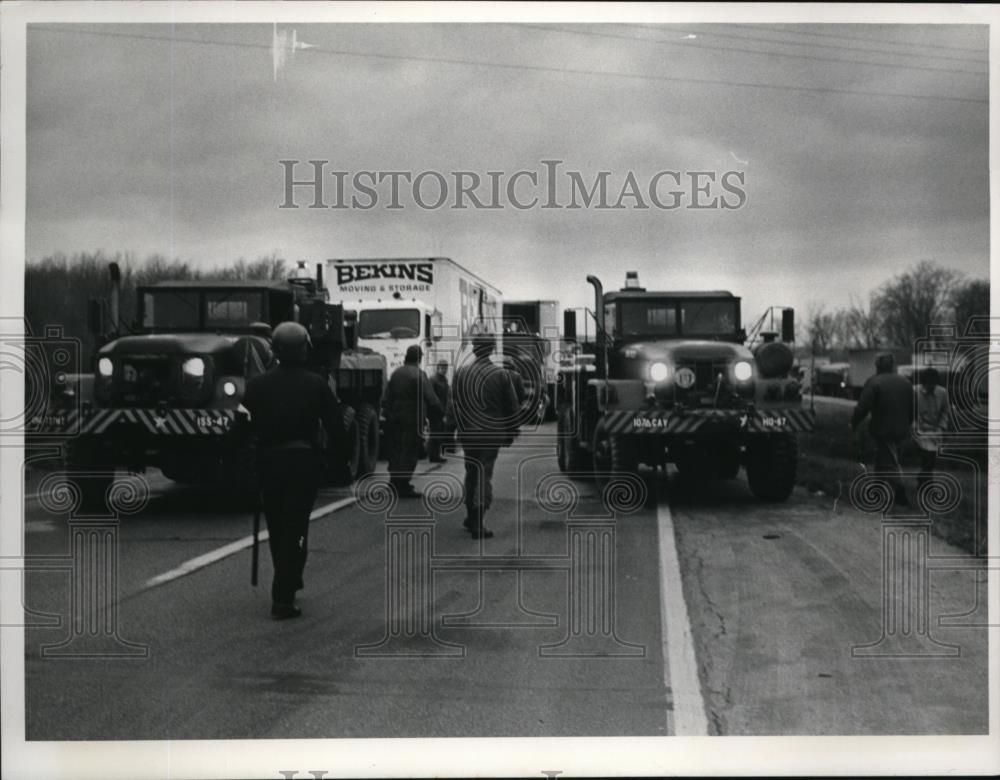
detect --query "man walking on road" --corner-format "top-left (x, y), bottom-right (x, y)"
top-left (427, 359), bottom-right (451, 463)
top-left (242, 321), bottom-right (341, 620)
top-left (849, 352), bottom-right (914, 509)
top-left (452, 333), bottom-right (519, 539)
top-left (384, 345), bottom-right (443, 498)
top-left (912, 366), bottom-right (950, 494)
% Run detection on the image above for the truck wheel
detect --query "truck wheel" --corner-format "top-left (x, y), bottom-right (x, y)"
top-left (745, 433), bottom-right (798, 502)
top-left (557, 408), bottom-right (588, 475)
top-left (592, 420), bottom-right (637, 491)
top-left (355, 403), bottom-right (379, 478)
top-left (717, 447), bottom-right (741, 480)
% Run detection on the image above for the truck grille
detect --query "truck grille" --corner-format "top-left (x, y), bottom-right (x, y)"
top-left (657, 359), bottom-right (747, 407)
top-left (113, 357), bottom-right (176, 407)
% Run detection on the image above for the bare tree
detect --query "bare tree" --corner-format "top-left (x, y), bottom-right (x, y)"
top-left (952, 278), bottom-right (989, 335)
top-left (872, 260), bottom-right (961, 348)
top-left (841, 293), bottom-right (883, 349)
top-left (804, 304), bottom-right (844, 354)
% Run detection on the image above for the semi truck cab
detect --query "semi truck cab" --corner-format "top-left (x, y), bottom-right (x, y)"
top-left (348, 298), bottom-right (440, 376)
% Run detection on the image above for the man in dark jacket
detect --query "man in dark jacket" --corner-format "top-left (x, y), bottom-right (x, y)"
top-left (427, 360), bottom-right (451, 463)
top-left (452, 333), bottom-right (519, 539)
top-left (384, 345), bottom-right (443, 497)
top-left (242, 321), bottom-right (341, 619)
top-left (850, 352), bottom-right (913, 508)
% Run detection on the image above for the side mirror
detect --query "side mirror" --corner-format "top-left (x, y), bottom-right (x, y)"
top-left (781, 308), bottom-right (795, 343)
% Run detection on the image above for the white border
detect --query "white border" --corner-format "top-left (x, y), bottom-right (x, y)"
top-left (2, 2), bottom-right (998, 778)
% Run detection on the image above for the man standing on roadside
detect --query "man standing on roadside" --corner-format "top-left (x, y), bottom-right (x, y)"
top-left (452, 332), bottom-right (519, 539)
top-left (912, 366), bottom-right (950, 493)
top-left (850, 352), bottom-right (914, 509)
top-left (384, 345), bottom-right (443, 498)
top-left (242, 321), bottom-right (341, 620)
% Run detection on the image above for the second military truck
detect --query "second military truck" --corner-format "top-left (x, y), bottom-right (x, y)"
top-left (558, 271), bottom-right (814, 501)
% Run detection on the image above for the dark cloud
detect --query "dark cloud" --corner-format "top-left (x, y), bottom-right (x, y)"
top-left (26, 22), bottom-right (989, 320)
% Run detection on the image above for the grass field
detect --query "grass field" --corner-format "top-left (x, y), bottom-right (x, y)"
top-left (797, 398), bottom-right (987, 556)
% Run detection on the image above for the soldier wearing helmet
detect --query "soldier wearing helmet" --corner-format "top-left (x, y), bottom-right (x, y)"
top-left (242, 320), bottom-right (341, 619)
top-left (452, 330), bottom-right (519, 539)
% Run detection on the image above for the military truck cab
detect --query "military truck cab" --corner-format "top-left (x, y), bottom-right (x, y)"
top-left (558, 271), bottom-right (813, 502)
top-left (61, 264), bottom-right (386, 511)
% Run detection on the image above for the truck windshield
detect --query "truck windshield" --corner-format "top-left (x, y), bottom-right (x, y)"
top-left (679, 300), bottom-right (738, 335)
top-left (619, 299), bottom-right (738, 338)
top-left (620, 302), bottom-right (678, 337)
top-left (141, 289), bottom-right (266, 330)
top-left (358, 309), bottom-right (420, 339)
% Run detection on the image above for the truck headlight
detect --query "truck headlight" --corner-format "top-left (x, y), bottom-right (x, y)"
top-left (649, 361), bottom-right (670, 382)
top-left (223, 381), bottom-right (237, 397)
top-left (734, 361), bottom-right (753, 381)
top-left (182, 357), bottom-right (205, 378)
top-left (98, 357), bottom-right (113, 378)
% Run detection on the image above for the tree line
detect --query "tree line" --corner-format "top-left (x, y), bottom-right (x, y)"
top-left (804, 261), bottom-right (989, 354)
top-left (25, 251), bottom-right (289, 358)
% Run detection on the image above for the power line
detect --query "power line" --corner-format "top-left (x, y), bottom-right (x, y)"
top-left (31, 25), bottom-right (988, 106)
top-left (512, 23), bottom-right (987, 76)
top-left (624, 22), bottom-right (988, 65)
top-left (723, 23), bottom-right (989, 54)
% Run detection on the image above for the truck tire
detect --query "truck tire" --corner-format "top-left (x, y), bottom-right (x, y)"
top-left (355, 403), bottom-right (379, 479)
top-left (557, 408), bottom-right (589, 475)
top-left (717, 447), bottom-right (741, 480)
top-left (592, 419), bottom-right (637, 491)
top-left (745, 433), bottom-right (798, 502)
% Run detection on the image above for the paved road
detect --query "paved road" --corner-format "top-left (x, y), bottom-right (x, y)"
top-left (21, 423), bottom-right (989, 738)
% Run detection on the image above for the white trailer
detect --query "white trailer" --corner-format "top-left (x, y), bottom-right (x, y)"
top-left (327, 257), bottom-right (503, 377)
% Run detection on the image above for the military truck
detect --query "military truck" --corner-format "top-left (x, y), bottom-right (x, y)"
top-left (54, 262), bottom-right (386, 509)
top-left (557, 271), bottom-right (814, 502)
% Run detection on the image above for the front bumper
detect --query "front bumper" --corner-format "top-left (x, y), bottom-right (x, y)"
top-left (41, 406), bottom-right (239, 437)
top-left (601, 406), bottom-right (815, 434)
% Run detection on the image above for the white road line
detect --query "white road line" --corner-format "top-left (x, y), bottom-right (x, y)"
top-left (142, 496), bottom-right (357, 590)
top-left (139, 461), bottom-right (446, 591)
top-left (656, 495), bottom-right (710, 736)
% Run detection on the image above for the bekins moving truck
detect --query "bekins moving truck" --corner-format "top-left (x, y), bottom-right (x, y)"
top-left (327, 257), bottom-right (503, 377)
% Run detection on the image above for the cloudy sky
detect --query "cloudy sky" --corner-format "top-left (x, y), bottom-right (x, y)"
top-left (24, 16), bottom-right (989, 323)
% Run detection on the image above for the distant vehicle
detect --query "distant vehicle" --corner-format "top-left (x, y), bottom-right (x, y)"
top-left (502, 300), bottom-right (560, 421)
top-left (812, 361), bottom-right (851, 397)
top-left (812, 348), bottom-right (910, 399)
top-left (557, 270), bottom-right (813, 502)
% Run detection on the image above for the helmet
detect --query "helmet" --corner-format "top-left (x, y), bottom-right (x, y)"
top-left (272, 321), bottom-right (311, 364)
top-left (470, 332), bottom-right (495, 358)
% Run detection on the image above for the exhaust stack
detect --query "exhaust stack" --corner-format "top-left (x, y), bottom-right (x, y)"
top-left (108, 262), bottom-right (122, 335)
top-left (586, 275), bottom-right (606, 379)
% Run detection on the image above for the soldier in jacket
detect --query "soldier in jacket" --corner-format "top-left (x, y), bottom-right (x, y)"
top-left (427, 360), bottom-right (451, 463)
top-left (452, 333), bottom-right (519, 539)
top-left (384, 345), bottom-right (443, 498)
top-left (850, 352), bottom-right (914, 508)
top-left (242, 321), bottom-right (340, 620)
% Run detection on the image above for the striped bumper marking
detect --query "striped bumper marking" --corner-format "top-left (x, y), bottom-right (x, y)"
top-left (62, 408), bottom-right (238, 436)
top-left (603, 407), bottom-right (815, 434)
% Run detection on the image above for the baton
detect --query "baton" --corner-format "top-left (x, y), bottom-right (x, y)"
top-left (251, 494), bottom-right (261, 587)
